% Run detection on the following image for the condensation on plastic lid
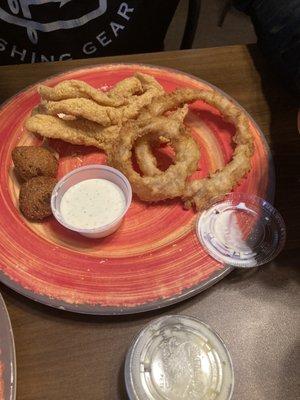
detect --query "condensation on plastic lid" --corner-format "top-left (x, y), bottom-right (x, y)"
top-left (125, 315), bottom-right (234, 400)
top-left (196, 193), bottom-right (286, 268)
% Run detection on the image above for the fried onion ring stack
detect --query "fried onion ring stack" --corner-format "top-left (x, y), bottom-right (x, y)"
top-left (134, 88), bottom-right (254, 209)
top-left (108, 116), bottom-right (200, 201)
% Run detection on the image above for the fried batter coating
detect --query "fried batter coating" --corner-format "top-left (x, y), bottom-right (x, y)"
top-left (26, 74), bottom-right (164, 150)
top-left (181, 91), bottom-right (253, 209)
top-left (12, 146), bottom-right (58, 181)
top-left (135, 88), bottom-right (254, 210)
top-left (25, 114), bottom-right (120, 152)
top-left (41, 73), bottom-right (164, 126)
top-left (26, 74), bottom-right (254, 212)
top-left (19, 176), bottom-right (57, 221)
top-left (183, 138), bottom-right (253, 210)
top-left (39, 75), bottom-right (144, 106)
top-left (108, 117), bottom-right (200, 202)
top-left (135, 105), bottom-right (189, 176)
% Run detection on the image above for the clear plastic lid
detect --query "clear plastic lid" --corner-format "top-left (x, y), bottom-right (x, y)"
top-left (125, 315), bottom-right (234, 400)
top-left (196, 193), bottom-right (286, 268)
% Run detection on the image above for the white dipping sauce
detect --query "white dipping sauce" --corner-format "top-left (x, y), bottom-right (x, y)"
top-left (60, 178), bottom-right (126, 229)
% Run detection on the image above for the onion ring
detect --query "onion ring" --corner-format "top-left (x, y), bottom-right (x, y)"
top-left (108, 117), bottom-right (200, 202)
top-left (135, 105), bottom-right (189, 176)
top-left (137, 88), bottom-right (254, 210)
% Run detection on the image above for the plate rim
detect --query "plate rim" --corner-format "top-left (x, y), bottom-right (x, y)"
top-left (0, 292), bottom-right (17, 400)
top-left (0, 62), bottom-right (275, 315)
top-left (0, 266), bottom-right (233, 315)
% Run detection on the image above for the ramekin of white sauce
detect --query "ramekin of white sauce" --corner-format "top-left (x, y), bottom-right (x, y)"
top-left (51, 165), bottom-right (132, 238)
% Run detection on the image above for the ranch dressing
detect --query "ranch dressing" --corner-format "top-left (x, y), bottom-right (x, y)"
top-left (60, 178), bottom-right (126, 230)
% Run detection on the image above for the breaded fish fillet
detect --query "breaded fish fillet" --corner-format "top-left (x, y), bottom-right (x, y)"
top-left (25, 114), bottom-right (120, 152)
top-left (41, 73), bottom-right (164, 126)
top-left (38, 75), bottom-right (145, 106)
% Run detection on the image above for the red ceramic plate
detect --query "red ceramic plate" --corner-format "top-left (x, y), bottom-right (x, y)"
top-left (0, 293), bottom-right (16, 400)
top-left (0, 64), bottom-right (274, 314)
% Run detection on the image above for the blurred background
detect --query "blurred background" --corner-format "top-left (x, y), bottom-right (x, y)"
top-left (166, 0), bottom-right (256, 50)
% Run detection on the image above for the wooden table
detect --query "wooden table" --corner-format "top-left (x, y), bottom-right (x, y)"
top-left (0, 45), bottom-right (299, 400)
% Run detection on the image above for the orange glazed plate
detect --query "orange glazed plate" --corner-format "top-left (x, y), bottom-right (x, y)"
top-left (0, 64), bottom-right (274, 314)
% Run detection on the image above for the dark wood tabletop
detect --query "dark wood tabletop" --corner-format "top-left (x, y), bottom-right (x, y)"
top-left (0, 45), bottom-right (299, 400)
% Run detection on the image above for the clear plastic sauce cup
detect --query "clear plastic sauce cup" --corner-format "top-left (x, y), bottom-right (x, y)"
top-left (196, 193), bottom-right (286, 268)
top-left (125, 315), bottom-right (234, 400)
top-left (51, 164), bottom-right (132, 238)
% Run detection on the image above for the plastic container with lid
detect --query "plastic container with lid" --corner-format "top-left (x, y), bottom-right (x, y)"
top-left (125, 315), bottom-right (234, 400)
top-left (51, 164), bottom-right (132, 238)
top-left (196, 193), bottom-right (286, 268)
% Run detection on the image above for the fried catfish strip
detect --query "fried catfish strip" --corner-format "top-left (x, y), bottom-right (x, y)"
top-left (25, 114), bottom-right (120, 152)
top-left (38, 75), bottom-right (144, 106)
top-left (41, 73), bottom-right (164, 126)
top-left (108, 117), bottom-right (200, 202)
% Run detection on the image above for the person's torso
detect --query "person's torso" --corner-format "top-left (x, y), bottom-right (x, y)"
top-left (0, 0), bottom-right (179, 65)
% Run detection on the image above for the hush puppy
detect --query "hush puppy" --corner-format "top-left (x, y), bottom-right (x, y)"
top-left (12, 146), bottom-right (58, 181)
top-left (19, 176), bottom-right (57, 221)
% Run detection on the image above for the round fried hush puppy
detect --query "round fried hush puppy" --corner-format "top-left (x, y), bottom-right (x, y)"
top-left (12, 146), bottom-right (58, 181)
top-left (19, 176), bottom-right (57, 221)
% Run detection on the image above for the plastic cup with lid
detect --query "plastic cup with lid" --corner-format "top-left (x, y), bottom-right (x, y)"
top-left (51, 164), bottom-right (132, 238)
top-left (125, 315), bottom-right (234, 400)
top-left (196, 193), bottom-right (286, 268)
